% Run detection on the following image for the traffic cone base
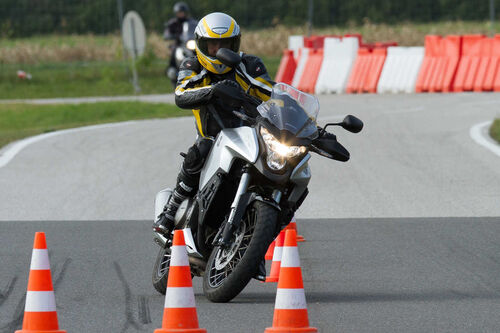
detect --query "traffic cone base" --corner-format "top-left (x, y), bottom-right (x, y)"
top-left (265, 327), bottom-right (318, 333)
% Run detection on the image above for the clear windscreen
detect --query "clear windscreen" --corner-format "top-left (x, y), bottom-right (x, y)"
top-left (256, 83), bottom-right (320, 140)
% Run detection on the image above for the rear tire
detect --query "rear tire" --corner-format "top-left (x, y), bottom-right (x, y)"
top-left (202, 201), bottom-right (278, 303)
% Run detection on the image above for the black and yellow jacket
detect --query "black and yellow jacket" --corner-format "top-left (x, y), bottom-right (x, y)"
top-left (174, 53), bottom-right (275, 138)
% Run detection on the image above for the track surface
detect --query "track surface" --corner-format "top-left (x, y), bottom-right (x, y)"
top-left (1, 93), bottom-right (500, 220)
top-left (1, 93), bottom-right (500, 332)
top-left (2, 217), bottom-right (500, 333)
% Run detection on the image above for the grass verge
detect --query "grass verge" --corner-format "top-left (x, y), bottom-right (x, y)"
top-left (0, 60), bottom-right (173, 99)
top-left (490, 119), bottom-right (500, 144)
top-left (0, 102), bottom-right (190, 149)
top-left (0, 56), bottom-right (281, 100)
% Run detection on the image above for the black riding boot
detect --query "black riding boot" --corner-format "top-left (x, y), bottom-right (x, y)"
top-left (153, 168), bottom-right (199, 236)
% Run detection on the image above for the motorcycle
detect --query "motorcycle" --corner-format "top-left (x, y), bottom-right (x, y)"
top-left (152, 48), bottom-right (363, 303)
top-left (164, 19), bottom-right (198, 85)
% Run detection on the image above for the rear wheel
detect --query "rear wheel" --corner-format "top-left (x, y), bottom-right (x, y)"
top-left (203, 201), bottom-right (278, 303)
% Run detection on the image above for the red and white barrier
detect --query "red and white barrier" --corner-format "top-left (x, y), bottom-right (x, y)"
top-left (278, 33), bottom-right (500, 95)
top-left (288, 35), bottom-right (304, 61)
top-left (346, 47), bottom-right (388, 93)
top-left (377, 47), bottom-right (424, 93)
top-left (297, 48), bottom-right (324, 93)
top-left (291, 48), bottom-right (310, 88)
top-left (275, 49), bottom-right (297, 85)
top-left (315, 37), bottom-right (359, 94)
top-left (415, 35), bottom-right (461, 93)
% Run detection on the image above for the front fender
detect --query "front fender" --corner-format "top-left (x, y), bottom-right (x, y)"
top-left (231, 192), bottom-right (281, 232)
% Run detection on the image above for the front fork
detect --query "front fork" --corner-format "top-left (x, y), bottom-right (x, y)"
top-left (220, 167), bottom-right (252, 247)
top-left (218, 165), bottom-right (283, 248)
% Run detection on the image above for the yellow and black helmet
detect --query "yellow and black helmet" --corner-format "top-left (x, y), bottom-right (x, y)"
top-left (194, 12), bottom-right (241, 74)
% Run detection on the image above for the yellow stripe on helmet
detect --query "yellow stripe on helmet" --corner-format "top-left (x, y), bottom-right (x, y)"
top-left (202, 18), bottom-right (219, 38)
top-left (220, 19), bottom-right (235, 38)
top-left (202, 17), bottom-right (236, 38)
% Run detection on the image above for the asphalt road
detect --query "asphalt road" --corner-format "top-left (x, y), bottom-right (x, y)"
top-left (1, 93), bottom-right (500, 332)
top-left (2, 217), bottom-right (500, 333)
top-left (1, 93), bottom-right (499, 220)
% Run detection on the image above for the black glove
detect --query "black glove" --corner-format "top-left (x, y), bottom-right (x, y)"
top-left (212, 79), bottom-right (245, 107)
top-left (213, 79), bottom-right (243, 92)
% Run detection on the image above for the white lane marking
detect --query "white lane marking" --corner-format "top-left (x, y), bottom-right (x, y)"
top-left (470, 121), bottom-right (500, 157)
top-left (0, 121), bottom-right (139, 169)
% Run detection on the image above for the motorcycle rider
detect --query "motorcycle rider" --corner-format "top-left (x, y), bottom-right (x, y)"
top-left (153, 12), bottom-right (275, 237)
top-left (164, 2), bottom-right (195, 80)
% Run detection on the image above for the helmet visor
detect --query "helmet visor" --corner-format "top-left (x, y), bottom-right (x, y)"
top-left (196, 36), bottom-right (240, 57)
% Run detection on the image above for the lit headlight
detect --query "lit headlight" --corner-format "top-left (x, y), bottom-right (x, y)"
top-left (260, 127), bottom-right (306, 171)
top-left (186, 40), bottom-right (196, 50)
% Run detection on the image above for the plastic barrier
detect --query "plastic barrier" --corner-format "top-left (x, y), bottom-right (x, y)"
top-left (288, 35), bottom-right (304, 61)
top-left (315, 37), bottom-right (359, 94)
top-left (452, 35), bottom-right (500, 92)
top-left (453, 34), bottom-right (485, 92)
top-left (477, 36), bottom-right (500, 91)
top-left (275, 49), bottom-right (297, 85)
top-left (291, 47), bottom-right (310, 88)
top-left (297, 48), bottom-right (324, 93)
top-left (377, 46), bottom-right (425, 93)
top-left (346, 47), bottom-right (388, 93)
top-left (415, 35), bottom-right (462, 93)
top-left (491, 35), bottom-right (500, 91)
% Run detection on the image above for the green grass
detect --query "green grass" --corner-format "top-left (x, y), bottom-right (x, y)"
top-left (0, 57), bottom-right (280, 100)
top-left (0, 60), bottom-right (174, 99)
top-left (0, 102), bottom-right (190, 149)
top-left (490, 119), bottom-right (500, 144)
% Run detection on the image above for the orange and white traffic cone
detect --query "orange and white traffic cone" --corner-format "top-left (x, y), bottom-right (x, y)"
top-left (154, 230), bottom-right (206, 333)
top-left (264, 229), bottom-right (317, 333)
top-left (16, 232), bottom-right (66, 333)
top-left (264, 230), bottom-right (285, 283)
top-left (286, 216), bottom-right (305, 242)
top-left (265, 240), bottom-right (276, 260)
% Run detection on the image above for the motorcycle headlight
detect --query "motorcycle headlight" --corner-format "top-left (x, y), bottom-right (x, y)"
top-left (260, 127), bottom-right (306, 171)
top-left (186, 40), bottom-right (196, 50)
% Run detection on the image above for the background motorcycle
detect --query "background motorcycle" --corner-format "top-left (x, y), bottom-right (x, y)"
top-left (164, 19), bottom-right (198, 85)
top-left (152, 49), bottom-right (364, 303)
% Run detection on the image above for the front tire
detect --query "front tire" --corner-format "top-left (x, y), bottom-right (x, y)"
top-left (152, 247), bottom-right (171, 295)
top-left (202, 201), bottom-right (278, 302)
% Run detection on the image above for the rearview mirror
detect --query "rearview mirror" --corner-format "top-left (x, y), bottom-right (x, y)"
top-left (216, 48), bottom-right (241, 68)
top-left (341, 115), bottom-right (363, 133)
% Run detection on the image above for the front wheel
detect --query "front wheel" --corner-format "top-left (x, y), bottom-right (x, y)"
top-left (152, 247), bottom-right (171, 295)
top-left (203, 200), bottom-right (278, 303)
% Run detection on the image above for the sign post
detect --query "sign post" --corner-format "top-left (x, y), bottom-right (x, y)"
top-left (122, 11), bottom-right (146, 93)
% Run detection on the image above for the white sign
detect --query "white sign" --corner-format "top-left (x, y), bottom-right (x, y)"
top-left (122, 11), bottom-right (146, 58)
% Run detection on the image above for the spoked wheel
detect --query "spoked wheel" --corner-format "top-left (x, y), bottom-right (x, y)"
top-left (203, 201), bottom-right (278, 303)
top-left (152, 247), bottom-right (171, 295)
top-left (208, 216), bottom-right (253, 289)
